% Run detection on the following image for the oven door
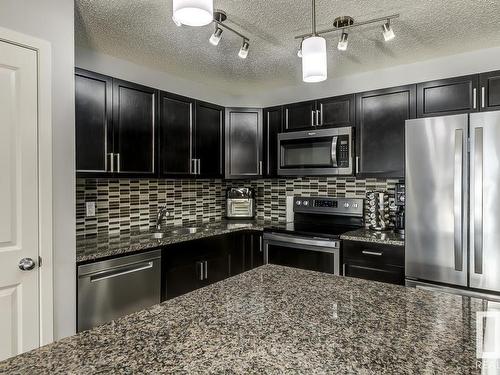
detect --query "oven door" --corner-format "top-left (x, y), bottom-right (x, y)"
top-left (263, 232), bottom-right (340, 275)
top-left (277, 127), bottom-right (352, 176)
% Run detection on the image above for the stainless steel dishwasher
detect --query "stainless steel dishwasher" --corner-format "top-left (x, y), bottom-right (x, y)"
top-left (77, 250), bottom-right (161, 332)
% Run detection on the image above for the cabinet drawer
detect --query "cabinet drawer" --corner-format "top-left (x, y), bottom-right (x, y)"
top-left (342, 240), bottom-right (404, 267)
top-left (344, 261), bottom-right (404, 285)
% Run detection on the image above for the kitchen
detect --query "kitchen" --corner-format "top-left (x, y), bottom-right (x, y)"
top-left (1, 0), bottom-right (500, 373)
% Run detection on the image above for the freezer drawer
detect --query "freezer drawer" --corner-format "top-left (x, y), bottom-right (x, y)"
top-left (77, 250), bottom-right (161, 332)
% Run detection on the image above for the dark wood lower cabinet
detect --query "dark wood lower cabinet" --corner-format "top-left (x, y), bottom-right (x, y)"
top-left (342, 240), bottom-right (405, 285)
top-left (163, 231), bottom-right (262, 300)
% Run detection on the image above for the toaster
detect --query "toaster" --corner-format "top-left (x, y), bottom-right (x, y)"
top-left (226, 188), bottom-right (255, 219)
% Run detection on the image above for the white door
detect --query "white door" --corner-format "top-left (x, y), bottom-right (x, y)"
top-left (0, 40), bottom-right (39, 360)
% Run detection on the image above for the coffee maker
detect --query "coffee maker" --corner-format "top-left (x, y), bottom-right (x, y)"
top-left (394, 183), bottom-right (405, 236)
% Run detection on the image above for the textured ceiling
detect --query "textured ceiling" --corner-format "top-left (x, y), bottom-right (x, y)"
top-left (75, 0), bottom-right (500, 95)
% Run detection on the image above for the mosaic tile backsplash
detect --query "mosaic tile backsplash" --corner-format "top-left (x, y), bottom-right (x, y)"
top-left (76, 177), bottom-right (402, 238)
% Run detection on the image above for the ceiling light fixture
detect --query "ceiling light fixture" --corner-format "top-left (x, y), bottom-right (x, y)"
top-left (295, 12), bottom-right (399, 82)
top-left (238, 40), bottom-right (249, 59)
top-left (302, 0), bottom-right (327, 83)
top-left (172, 15), bottom-right (182, 27)
top-left (172, 0), bottom-right (213, 27)
top-left (382, 20), bottom-right (395, 41)
top-left (337, 31), bottom-right (348, 51)
top-left (209, 26), bottom-right (223, 46)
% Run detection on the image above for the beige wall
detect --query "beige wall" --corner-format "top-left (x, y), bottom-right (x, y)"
top-left (0, 0), bottom-right (76, 339)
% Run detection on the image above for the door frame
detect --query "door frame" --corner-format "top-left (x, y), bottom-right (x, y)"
top-left (0, 27), bottom-right (54, 346)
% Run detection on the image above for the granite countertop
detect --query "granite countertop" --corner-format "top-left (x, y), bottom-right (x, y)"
top-left (340, 227), bottom-right (405, 246)
top-left (0, 265), bottom-right (484, 374)
top-left (76, 220), bottom-right (287, 263)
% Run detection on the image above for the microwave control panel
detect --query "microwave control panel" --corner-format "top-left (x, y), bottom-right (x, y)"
top-left (336, 135), bottom-right (350, 168)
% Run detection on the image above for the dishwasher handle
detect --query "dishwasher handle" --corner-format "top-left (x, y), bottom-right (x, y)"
top-left (90, 261), bottom-right (153, 283)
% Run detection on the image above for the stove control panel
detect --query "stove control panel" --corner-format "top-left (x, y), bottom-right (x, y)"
top-left (293, 196), bottom-right (364, 217)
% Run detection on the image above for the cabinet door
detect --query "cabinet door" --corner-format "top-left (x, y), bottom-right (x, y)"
top-left (250, 232), bottom-right (264, 269)
top-left (417, 75), bottom-right (479, 117)
top-left (75, 69), bottom-right (113, 174)
top-left (159, 92), bottom-right (194, 177)
top-left (317, 94), bottom-right (355, 128)
top-left (113, 79), bottom-right (157, 176)
top-left (195, 101), bottom-right (223, 178)
top-left (165, 260), bottom-right (204, 299)
top-left (263, 106), bottom-right (283, 177)
top-left (479, 70), bottom-right (500, 112)
top-left (356, 85), bottom-right (416, 178)
top-left (225, 108), bottom-right (263, 179)
top-left (283, 101), bottom-right (316, 130)
top-left (343, 261), bottom-right (404, 285)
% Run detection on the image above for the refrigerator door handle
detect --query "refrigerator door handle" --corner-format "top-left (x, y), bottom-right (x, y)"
top-left (453, 129), bottom-right (464, 272)
top-left (474, 127), bottom-right (484, 274)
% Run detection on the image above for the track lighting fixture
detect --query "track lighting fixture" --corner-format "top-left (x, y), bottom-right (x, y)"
top-left (172, 15), bottom-right (182, 27)
top-left (337, 31), bottom-right (348, 51)
top-left (172, 0), bottom-right (213, 27)
top-left (382, 21), bottom-right (395, 42)
top-left (295, 11), bottom-right (399, 82)
top-left (297, 39), bottom-right (303, 58)
top-left (209, 26), bottom-right (223, 46)
top-left (238, 40), bottom-right (249, 59)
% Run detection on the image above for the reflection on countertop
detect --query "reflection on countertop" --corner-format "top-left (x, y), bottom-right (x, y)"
top-left (0, 265), bottom-right (487, 374)
top-left (341, 227), bottom-right (405, 246)
top-left (76, 220), bottom-right (288, 263)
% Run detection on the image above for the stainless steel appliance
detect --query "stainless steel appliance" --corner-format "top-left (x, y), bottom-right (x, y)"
top-left (77, 250), bottom-right (161, 332)
top-left (226, 187), bottom-right (255, 219)
top-left (277, 127), bottom-right (353, 176)
top-left (263, 196), bottom-right (364, 275)
top-left (405, 111), bottom-right (500, 296)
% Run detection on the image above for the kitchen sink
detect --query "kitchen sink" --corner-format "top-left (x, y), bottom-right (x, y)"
top-left (151, 226), bottom-right (207, 239)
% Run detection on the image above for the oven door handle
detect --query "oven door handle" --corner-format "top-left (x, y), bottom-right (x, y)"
top-left (263, 232), bottom-right (339, 249)
top-left (331, 136), bottom-right (338, 167)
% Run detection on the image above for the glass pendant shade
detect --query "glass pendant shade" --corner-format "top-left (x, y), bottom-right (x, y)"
top-left (172, 0), bottom-right (213, 27)
top-left (302, 36), bottom-right (327, 83)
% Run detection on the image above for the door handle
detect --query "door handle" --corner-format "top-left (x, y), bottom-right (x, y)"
top-left (115, 153), bottom-right (121, 173)
top-left (362, 250), bottom-right (383, 256)
top-left (481, 87), bottom-right (486, 108)
top-left (18, 258), bottom-right (36, 271)
top-left (108, 153), bottom-right (114, 173)
top-left (315, 110), bottom-right (320, 126)
top-left (453, 129), bottom-right (463, 272)
top-left (191, 159), bottom-right (196, 175)
top-left (198, 261), bottom-right (204, 281)
top-left (355, 156), bottom-right (360, 174)
top-left (311, 110), bottom-right (315, 126)
top-left (90, 262), bottom-right (153, 282)
top-left (331, 136), bottom-right (338, 167)
top-left (473, 88), bottom-right (477, 109)
top-left (204, 261), bottom-right (208, 280)
top-left (197, 159), bottom-right (201, 175)
top-left (474, 127), bottom-right (483, 274)
top-left (259, 161), bottom-right (263, 175)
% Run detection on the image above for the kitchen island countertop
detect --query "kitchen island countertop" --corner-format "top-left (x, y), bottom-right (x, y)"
top-left (0, 265), bottom-right (484, 374)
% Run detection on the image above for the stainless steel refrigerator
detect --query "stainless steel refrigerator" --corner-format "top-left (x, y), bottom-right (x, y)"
top-left (405, 111), bottom-right (500, 299)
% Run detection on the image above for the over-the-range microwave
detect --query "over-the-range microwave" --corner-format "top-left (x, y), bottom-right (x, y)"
top-left (277, 127), bottom-right (353, 176)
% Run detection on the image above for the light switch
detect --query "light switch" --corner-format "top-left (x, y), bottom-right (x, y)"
top-left (86, 202), bottom-right (96, 217)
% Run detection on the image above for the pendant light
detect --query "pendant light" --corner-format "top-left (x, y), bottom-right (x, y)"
top-left (172, 0), bottom-right (213, 27)
top-left (302, 0), bottom-right (327, 82)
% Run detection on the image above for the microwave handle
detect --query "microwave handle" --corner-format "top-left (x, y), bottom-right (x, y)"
top-left (331, 136), bottom-right (338, 167)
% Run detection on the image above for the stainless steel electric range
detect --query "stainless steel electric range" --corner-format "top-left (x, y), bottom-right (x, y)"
top-left (263, 196), bottom-right (364, 275)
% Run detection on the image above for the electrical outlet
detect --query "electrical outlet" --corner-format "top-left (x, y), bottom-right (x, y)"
top-left (86, 202), bottom-right (96, 217)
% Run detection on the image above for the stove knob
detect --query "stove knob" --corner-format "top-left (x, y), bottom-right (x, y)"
top-left (296, 200), bottom-right (301, 206)
top-left (353, 203), bottom-right (358, 208)
top-left (303, 201), bottom-right (309, 206)
top-left (343, 202), bottom-right (350, 208)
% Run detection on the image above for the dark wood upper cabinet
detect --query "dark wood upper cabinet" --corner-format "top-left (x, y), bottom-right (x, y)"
top-left (112, 79), bottom-right (157, 176)
top-left (225, 108), bottom-right (263, 179)
top-left (195, 101), bottom-right (224, 178)
top-left (417, 75), bottom-right (479, 117)
top-left (263, 106), bottom-right (283, 177)
top-left (317, 94), bottom-right (355, 127)
top-left (283, 101), bottom-right (315, 130)
top-left (356, 85), bottom-right (416, 178)
top-left (159, 92), bottom-right (194, 177)
top-left (75, 69), bottom-right (113, 174)
top-left (479, 70), bottom-right (500, 111)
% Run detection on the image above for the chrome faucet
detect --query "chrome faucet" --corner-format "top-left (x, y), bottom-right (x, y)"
top-left (156, 205), bottom-right (169, 230)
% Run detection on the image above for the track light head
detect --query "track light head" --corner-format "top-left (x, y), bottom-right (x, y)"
top-left (172, 15), bottom-right (182, 26)
top-left (297, 39), bottom-right (303, 58)
top-left (238, 40), bottom-right (249, 59)
top-left (337, 31), bottom-right (348, 51)
top-left (382, 21), bottom-right (395, 41)
top-left (209, 27), bottom-right (223, 46)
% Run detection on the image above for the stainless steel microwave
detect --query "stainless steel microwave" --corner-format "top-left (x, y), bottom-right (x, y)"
top-left (277, 127), bottom-right (353, 176)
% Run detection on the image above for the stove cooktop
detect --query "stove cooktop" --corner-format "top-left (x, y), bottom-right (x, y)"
top-left (265, 221), bottom-right (362, 239)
